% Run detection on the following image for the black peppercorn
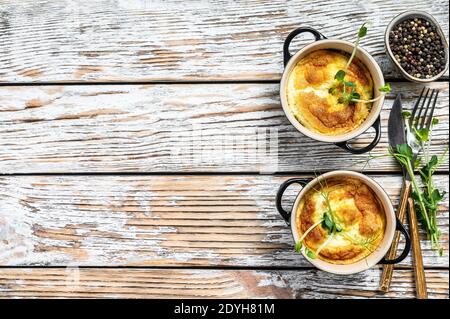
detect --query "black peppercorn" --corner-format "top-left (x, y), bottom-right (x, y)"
top-left (389, 17), bottom-right (447, 79)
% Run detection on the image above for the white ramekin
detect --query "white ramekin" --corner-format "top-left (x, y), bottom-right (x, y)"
top-left (280, 27), bottom-right (386, 154)
top-left (275, 170), bottom-right (411, 275)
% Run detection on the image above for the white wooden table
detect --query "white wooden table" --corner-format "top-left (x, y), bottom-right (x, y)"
top-left (0, 0), bottom-right (448, 298)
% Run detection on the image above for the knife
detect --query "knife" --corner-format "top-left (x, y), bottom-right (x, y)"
top-left (388, 94), bottom-right (408, 178)
top-left (380, 94), bottom-right (410, 292)
top-left (379, 94), bottom-right (427, 299)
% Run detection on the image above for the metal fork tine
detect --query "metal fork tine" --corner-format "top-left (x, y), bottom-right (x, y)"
top-left (410, 87), bottom-right (426, 127)
top-left (424, 90), bottom-right (439, 131)
top-left (414, 88), bottom-right (430, 128)
top-left (419, 89), bottom-right (435, 129)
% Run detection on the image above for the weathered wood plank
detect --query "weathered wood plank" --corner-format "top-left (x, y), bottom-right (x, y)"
top-left (0, 174), bottom-right (447, 267)
top-left (0, 268), bottom-right (447, 299)
top-left (0, 0), bottom-right (448, 82)
top-left (0, 82), bottom-right (448, 173)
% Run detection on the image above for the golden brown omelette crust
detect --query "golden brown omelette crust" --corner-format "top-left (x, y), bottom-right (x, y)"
top-left (286, 49), bottom-right (374, 135)
top-left (296, 177), bottom-right (386, 264)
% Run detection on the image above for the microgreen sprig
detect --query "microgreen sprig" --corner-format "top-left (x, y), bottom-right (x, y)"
top-left (342, 232), bottom-right (380, 253)
top-left (294, 176), bottom-right (378, 260)
top-left (331, 23), bottom-right (391, 104)
top-left (346, 23), bottom-right (368, 69)
top-left (396, 113), bottom-right (447, 255)
top-left (364, 116), bottom-right (448, 255)
top-left (316, 178), bottom-right (344, 234)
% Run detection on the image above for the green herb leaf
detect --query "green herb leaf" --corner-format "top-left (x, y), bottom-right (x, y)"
top-left (411, 190), bottom-right (420, 202)
top-left (378, 83), bottom-right (391, 93)
top-left (396, 143), bottom-right (413, 160)
top-left (432, 118), bottom-right (439, 126)
top-left (350, 92), bottom-right (361, 101)
top-left (305, 248), bottom-right (316, 259)
top-left (431, 189), bottom-right (446, 203)
top-left (402, 111), bottom-right (411, 119)
top-left (420, 155), bottom-right (439, 180)
top-left (414, 157), bottom-right (421, 169)
top-left (335, 223), bottom-right (343, 232)
top-left (322, 212), bottom-right (334, 234)
top-left (416, 128), bottom-right (430, 142)
top-left (335, 70), bottom-right (346, 82)
top-left (294, 241), bottom-right (302, 253)
top-left (345, 81), bottom-right (355, 87)
top-left (358, 23), bottom-right (368, 38)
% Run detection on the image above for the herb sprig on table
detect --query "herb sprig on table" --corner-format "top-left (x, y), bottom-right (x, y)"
top-left (329, 23), bottom-right (392, 104)
top-left (394, 114), bottom-right (447, 255)
top-left (366, 114), bottom-right (448, 255)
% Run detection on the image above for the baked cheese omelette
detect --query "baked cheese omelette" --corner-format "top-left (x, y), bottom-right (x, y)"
top-left (296, 177), bottom-right (386, 264)
top-left (287, 49), bottom-right (374, 135)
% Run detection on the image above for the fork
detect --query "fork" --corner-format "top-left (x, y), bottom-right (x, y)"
top-left (406, 87), bottom-right (439, 299)
top-left (408, 88), bottom-right (440, 164)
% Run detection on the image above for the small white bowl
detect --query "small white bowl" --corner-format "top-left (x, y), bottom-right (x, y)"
top-left (385, 10), bottom-right (449, 83)
top-left (276, 171), bottom-right (411, 275)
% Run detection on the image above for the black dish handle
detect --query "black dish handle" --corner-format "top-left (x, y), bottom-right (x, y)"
top-left (378, 217), bottom-right (411, 264)
top-left (283, 27), bottom-right (326, 66)
top-left (335, 117), bottom-right (381, 154)
top-left (275, 178), bottom-right (312, 225)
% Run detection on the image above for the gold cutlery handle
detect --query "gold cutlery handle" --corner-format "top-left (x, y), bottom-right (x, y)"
top-left (408, 197), bottom-right (428, 299)
top-left (379, 180), bottom-right (411, 292)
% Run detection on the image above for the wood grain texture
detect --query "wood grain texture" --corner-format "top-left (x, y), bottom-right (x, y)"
top-left (0, 268), bottom-right (447, 299)
top-left (0, 0), bottom-right (448, 82)
top-left (379, 180), bottom-right (411, 292)
top-left (0, 82), bottom-right (448, 173)
top-left (0, 174), bottom-right (447, 267)
top-left (0, 0), bottom-right (448, 300)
